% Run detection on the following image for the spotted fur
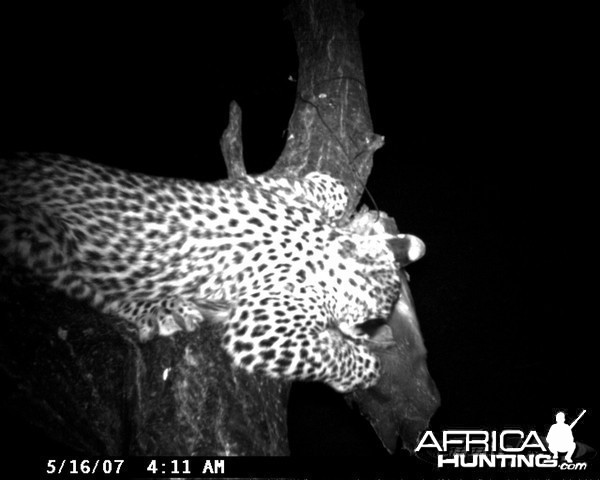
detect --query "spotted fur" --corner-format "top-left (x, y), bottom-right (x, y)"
top-left (0, 153), bottom-right (423, 392)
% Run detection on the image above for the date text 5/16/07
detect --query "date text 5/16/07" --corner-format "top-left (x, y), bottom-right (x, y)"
top-left (45, 459), bottom-right (125, 475)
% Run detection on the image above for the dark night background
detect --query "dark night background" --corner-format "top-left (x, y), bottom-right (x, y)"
top-left (0, 1), bottom-right (596, 476)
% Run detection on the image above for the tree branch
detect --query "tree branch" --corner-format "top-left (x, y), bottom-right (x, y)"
top-left (220, 101), bottom-right (247, 180)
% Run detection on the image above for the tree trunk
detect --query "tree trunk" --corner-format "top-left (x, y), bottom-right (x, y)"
top-left (271, 0), bottom-right (384, 213)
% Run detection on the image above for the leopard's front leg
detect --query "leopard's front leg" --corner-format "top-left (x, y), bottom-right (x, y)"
top-left (109, 296), bottom-right (233, 341)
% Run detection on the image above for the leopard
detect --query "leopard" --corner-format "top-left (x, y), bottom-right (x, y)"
top-left (0, 152), bottom-right (425, 393)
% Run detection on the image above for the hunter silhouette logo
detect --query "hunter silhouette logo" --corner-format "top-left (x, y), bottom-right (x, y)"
top-left (546, 410), bottom-right (585, 463)
top-left (415, 409), bottom-right (594, 470)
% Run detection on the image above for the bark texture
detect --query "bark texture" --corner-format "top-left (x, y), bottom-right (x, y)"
top-left (272, 0), bottom-right (384, 214)
top-left (1, 279), bottom-right (288, 456)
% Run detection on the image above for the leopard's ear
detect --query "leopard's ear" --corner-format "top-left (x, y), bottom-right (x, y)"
top-left (388, 234), bottom-right (426, 266)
